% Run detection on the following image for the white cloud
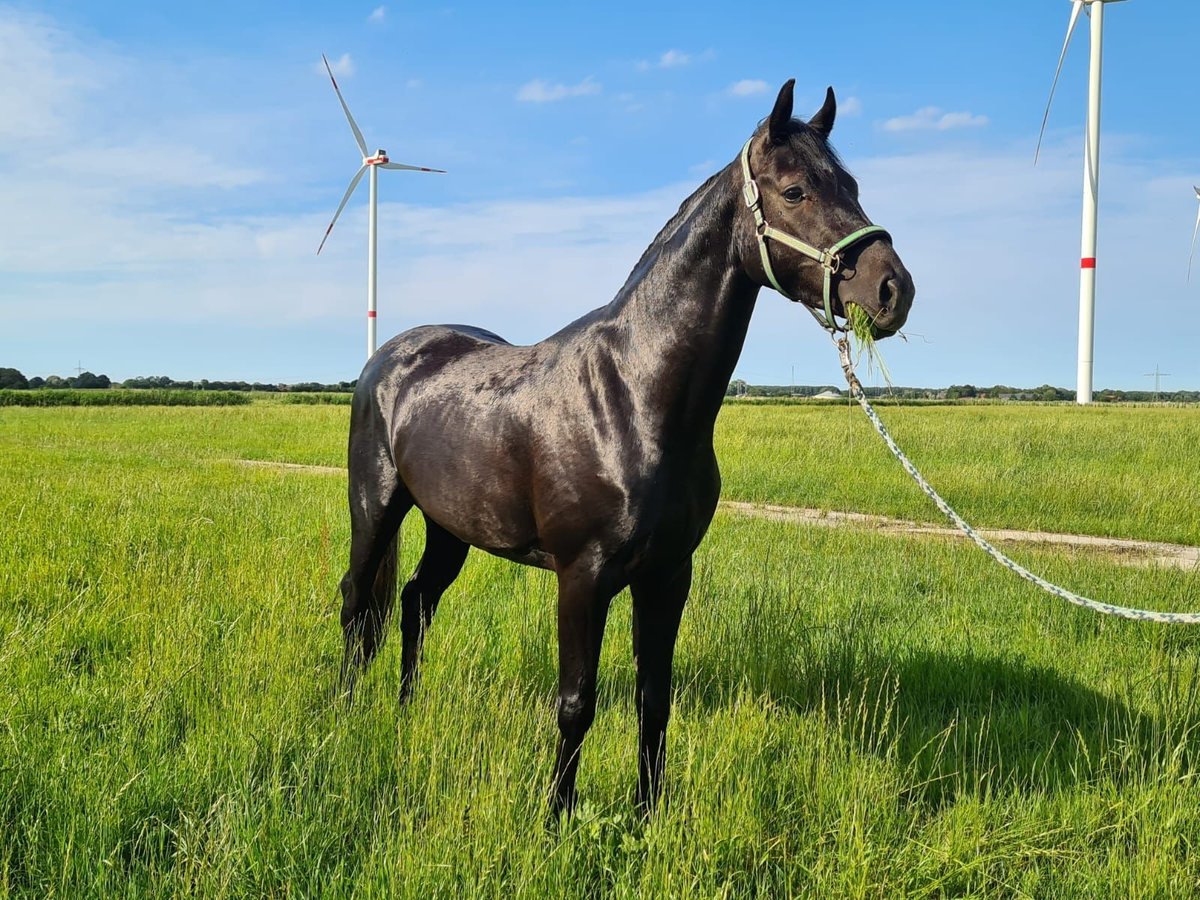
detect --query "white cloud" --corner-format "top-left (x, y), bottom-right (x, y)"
top-left (317, 53), bottom-right (354, 78)
top-left (12, 136), bottom-right (1197, 389)
top-left (0, 9), bottom-right (120, 142)
top-left (2, 8), bottom-right (1196, 390)
top-left (367, 6), bottom-right (386, 23)
top-left (727, 79), bottom-right (768, 97)
top-left (46, 141), bottom-right (263, 190)
top-left (5, 118), bottom-right (1198, 389)
top-left (516, 77), bottom-right (601, 103)
top-left (637, 48), bottom-right (715, 71)
top-left (638, 49), bottom-right (689, 71)
top-left (883, 106), bottom-right (989, 132)
top-left (658, 49), bottom-right (690, 68)
top-left (840, 96), bottom-right (863, 117)
top-left (802, 136), bottom-right (1196, 388)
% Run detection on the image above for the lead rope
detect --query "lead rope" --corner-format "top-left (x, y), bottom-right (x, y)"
top-left (833, 334), bottom-right (1200, 624)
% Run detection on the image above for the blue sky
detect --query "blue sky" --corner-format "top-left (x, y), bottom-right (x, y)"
top-left (1, 1), bottom-right (1198, 389)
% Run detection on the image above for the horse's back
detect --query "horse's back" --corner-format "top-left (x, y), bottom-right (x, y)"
top-left (376, 323), bottom-right (510, 375)
top-left (354, 324), bottom-right (512, 406)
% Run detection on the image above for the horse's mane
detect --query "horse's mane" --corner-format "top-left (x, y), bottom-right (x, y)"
top-left (619, 118), bottom-right (851, 288)
top-left (608, 163), bottom-right (738, 308)
top-left (624, 164), bottom-right (737, 279)
top-left (761, 117), bottom-right (850, 177)
top-left (605, 117), bottom-right (854, 315)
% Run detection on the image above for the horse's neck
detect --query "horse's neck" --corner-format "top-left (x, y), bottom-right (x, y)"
top-left (601, 173), bottom-right (758, 437)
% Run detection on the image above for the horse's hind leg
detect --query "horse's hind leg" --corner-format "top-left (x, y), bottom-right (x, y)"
top-left (339, 452), bottom-right (412, 692)
top-left (399, 515), bottom-right (469, 699)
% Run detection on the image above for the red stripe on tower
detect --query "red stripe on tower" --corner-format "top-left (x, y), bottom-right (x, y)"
top-left (367, 311), bottom-right (377, 318)
top-left (1081, 257), bottom-right (1096, 269)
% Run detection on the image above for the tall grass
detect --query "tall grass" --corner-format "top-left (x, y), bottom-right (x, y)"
top-left (715, 403), bottom-right (1200, 546)
top-left (4, 401), bottom-right (1194, 545)
top-left (2, 407), bottom-right (1200, 894)
top-left (281, 393), bottom-right (354, 405)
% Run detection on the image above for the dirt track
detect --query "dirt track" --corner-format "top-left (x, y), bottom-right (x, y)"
top-left (721, 501), bottom-right (1200, 573)
top-left (231, 459), bottom-right (1200, 572)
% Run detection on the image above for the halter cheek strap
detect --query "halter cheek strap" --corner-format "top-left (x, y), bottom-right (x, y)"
top-left (739, 138), bottom-right (890, 332)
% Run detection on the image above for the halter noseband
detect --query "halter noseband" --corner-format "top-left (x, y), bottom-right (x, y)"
top-left (739, 138), bottom-right (890, 333)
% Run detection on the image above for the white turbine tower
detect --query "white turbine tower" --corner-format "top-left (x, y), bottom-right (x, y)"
top-left (1035, 0), bottom-right (1127, 405)
top-left (1189, 186), bottom-right (1200, 283)
top-left (317, 54), bottom-right (445, 360)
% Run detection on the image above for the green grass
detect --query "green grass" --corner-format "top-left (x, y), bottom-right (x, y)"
top-left (716, 403), bottom-right (1200, 546)
top-left (847, 302), bottom-right (894, 387)
top-left (6, 402), bottom-right (1196, 544)
top-left (3, 406), bottom-right (1200, 896)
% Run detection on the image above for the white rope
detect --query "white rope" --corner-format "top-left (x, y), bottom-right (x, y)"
top-left (835, 335), bottom-right (1200, 624)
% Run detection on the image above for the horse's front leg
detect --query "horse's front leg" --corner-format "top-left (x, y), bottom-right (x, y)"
top-left (550, 560), bottom-right (616, 816)
top-left (630, 559), bottom-right (691, 812)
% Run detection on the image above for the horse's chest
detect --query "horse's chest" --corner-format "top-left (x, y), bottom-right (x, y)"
top-left (625, 453), bottom-right (721, 559)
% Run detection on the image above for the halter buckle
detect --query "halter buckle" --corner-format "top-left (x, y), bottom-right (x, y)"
top-left (741, 179), bottom-right (760, 210)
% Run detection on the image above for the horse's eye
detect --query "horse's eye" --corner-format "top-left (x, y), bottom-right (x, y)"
top-left (782, 187), bottom-right (806, 203)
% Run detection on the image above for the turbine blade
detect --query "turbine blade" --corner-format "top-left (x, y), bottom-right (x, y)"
top-left (380, 161), bottom-right (447, 173)
top-left (317, 164), bottom-right (367, 255)
top-left (1035, 0), bottom-right (1085, 165)
top-left (1189, 194), bottom-right (1200, 284)
top-left (322, 53), bottom-right (368, 157)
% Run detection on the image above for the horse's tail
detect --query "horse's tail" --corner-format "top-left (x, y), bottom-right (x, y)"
top-left (342, 359), bottom-right (410, 682)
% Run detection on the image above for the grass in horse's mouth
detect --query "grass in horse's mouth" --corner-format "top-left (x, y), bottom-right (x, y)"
top-left (846, 303), bottom-right (894, 387)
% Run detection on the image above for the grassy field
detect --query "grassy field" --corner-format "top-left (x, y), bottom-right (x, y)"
top-left (715, 403), bottom-right (1200, 547)
top-left (3, 404), bottom-right (1200, 896)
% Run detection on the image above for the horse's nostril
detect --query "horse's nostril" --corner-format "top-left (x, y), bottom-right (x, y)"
top-left (879, 276), bottom-right (899, 311)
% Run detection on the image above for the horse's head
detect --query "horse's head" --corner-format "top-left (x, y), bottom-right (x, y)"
top-left (737, 80), bottom-right (914, 337)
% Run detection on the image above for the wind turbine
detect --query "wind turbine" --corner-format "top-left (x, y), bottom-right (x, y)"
top-left (1189, 186), bottom-right (1200, 283)
top-left (1035, 0), bottom-right (1128, 406)
top-left (317, 54), bottom-right (445, 360)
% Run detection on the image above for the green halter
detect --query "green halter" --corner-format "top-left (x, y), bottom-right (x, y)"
top-left (739, 138), bottom-right (890, 332)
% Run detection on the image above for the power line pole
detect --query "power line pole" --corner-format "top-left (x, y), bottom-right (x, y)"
top-left (1143, 364), bottom-right (1171, 402)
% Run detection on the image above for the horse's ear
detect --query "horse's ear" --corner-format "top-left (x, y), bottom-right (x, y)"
top-left (808, 86), bottom-right (837, 140)
top-left (768, 79), bottom-right (796, 145)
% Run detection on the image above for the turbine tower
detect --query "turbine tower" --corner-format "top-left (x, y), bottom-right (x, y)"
top-left (1036, 0), bottom-right (1128, 406)
top-left (317, 54), bottom-right (445, 360)
top-left (1189, 186), bottom-right (1200, 283)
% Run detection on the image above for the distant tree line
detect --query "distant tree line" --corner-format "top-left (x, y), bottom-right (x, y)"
top-left (725, 379), bottom-right (1200, 403)
top-left (4, 366), bottom-right (1196, 403)
top-left (0, 368), bottom-right (357, 393)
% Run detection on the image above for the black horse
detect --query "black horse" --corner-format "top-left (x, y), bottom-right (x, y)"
top-left (339, 80), bottom-right (914, 813)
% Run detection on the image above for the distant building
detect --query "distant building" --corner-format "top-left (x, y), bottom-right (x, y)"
top-left (811, 389), bottom-right (842, 400)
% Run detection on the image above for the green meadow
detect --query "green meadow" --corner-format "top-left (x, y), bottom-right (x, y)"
top-left (3, 403), bottom-right (1200, 897)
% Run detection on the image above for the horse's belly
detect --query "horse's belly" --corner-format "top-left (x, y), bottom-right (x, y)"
top-left (482, 545), bottom-right (556, 571)
top-left (395, 443), bottom-right (541, 554)
top-left (407, 481), bottom-right (539, 552)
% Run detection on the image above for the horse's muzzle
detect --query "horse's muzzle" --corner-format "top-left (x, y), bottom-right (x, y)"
top-left (867, 264), bottom-right (914, 337)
